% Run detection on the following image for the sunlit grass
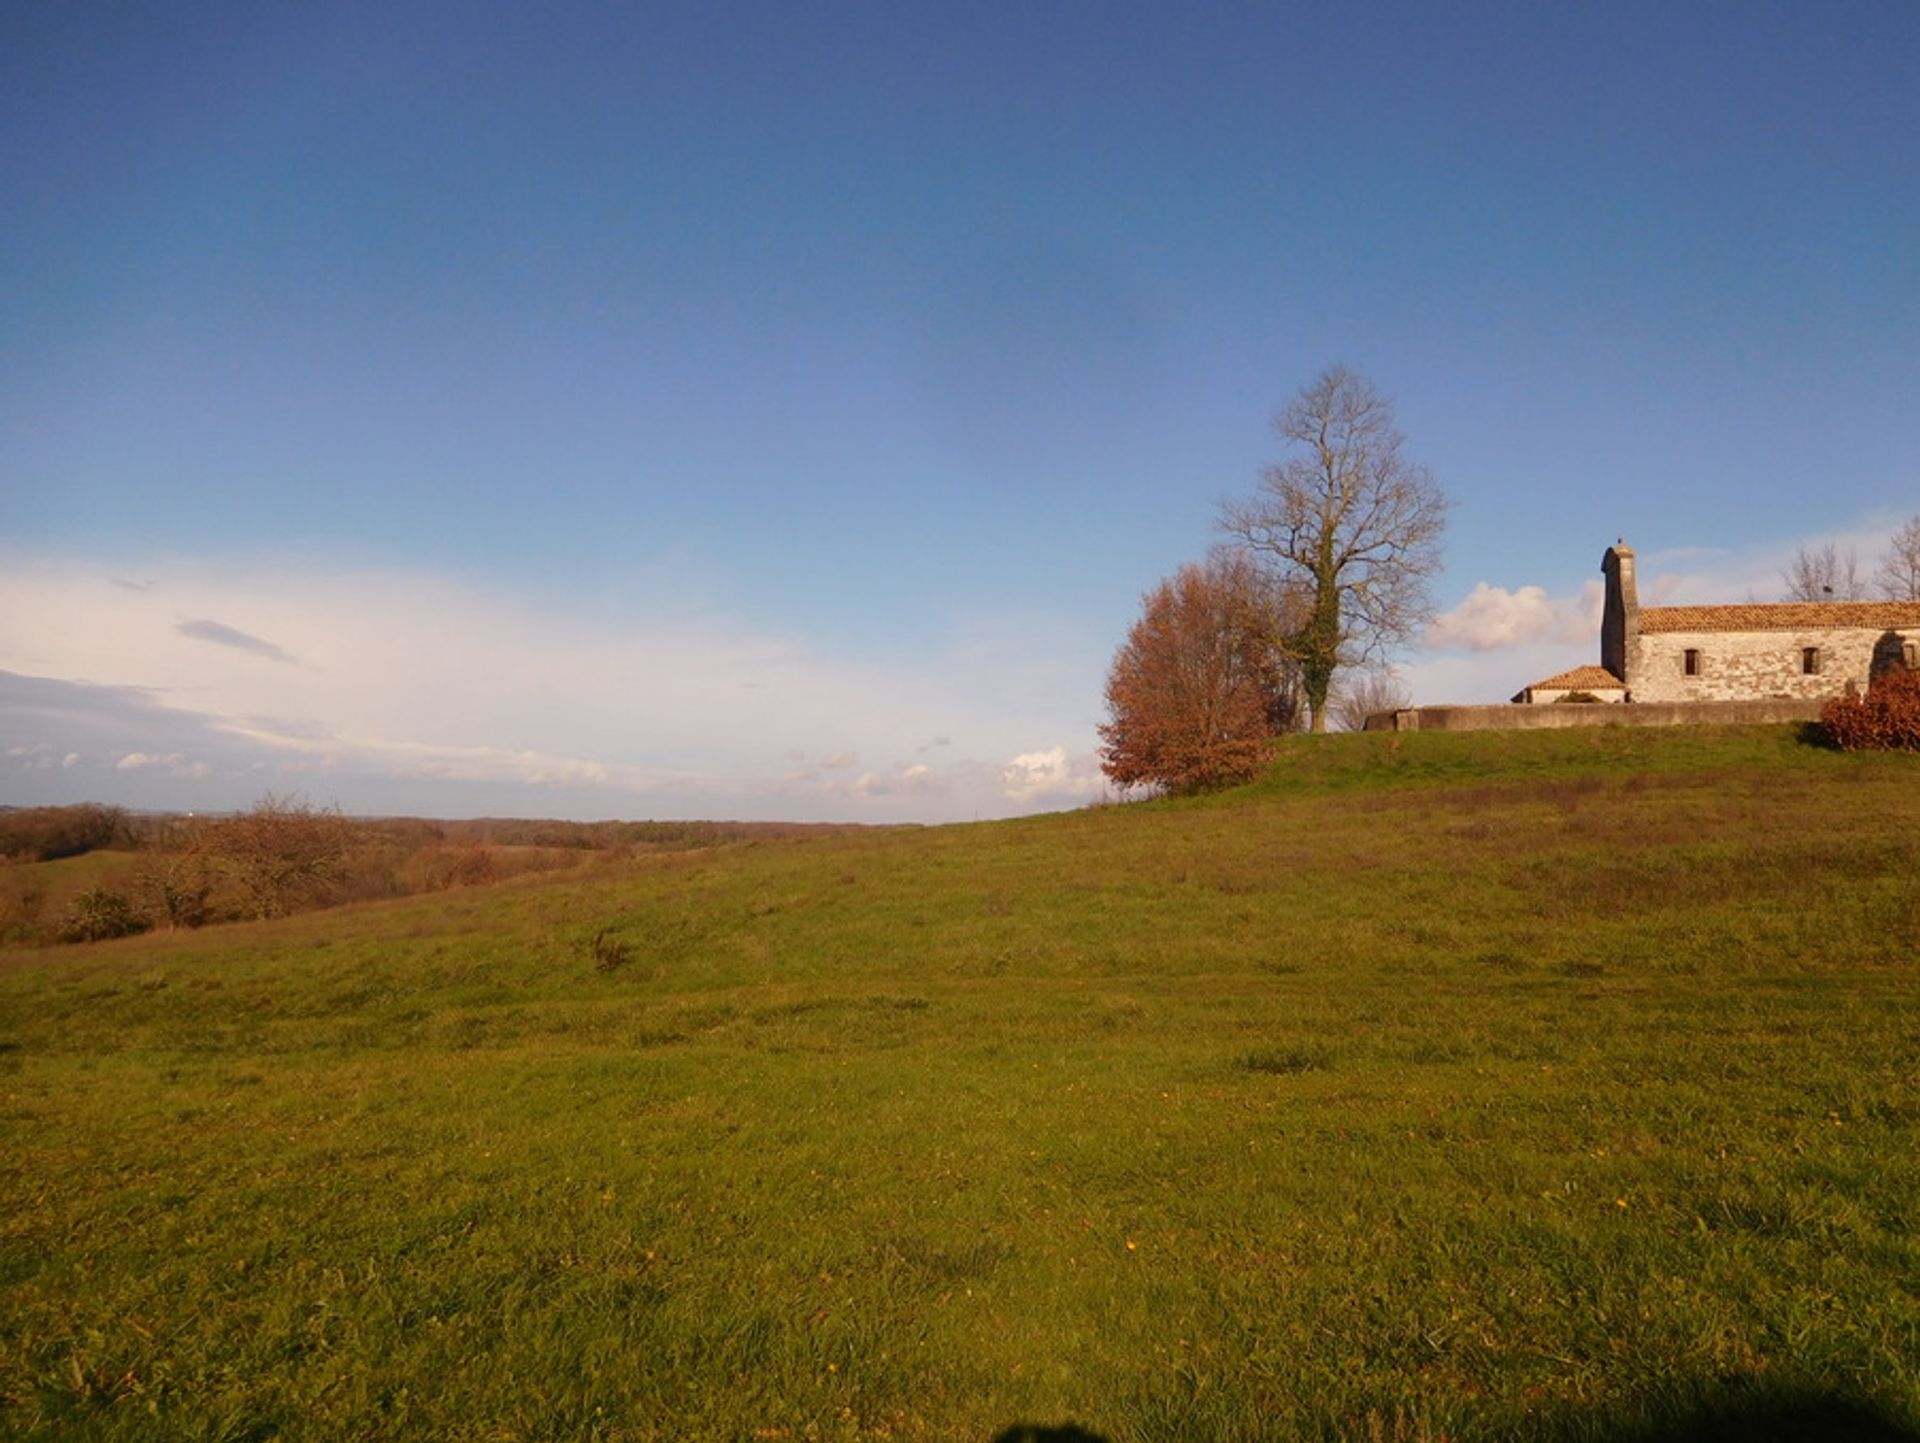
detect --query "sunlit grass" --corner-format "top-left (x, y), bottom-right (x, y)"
top-left (2, 727), bottom-right (1916, 1440)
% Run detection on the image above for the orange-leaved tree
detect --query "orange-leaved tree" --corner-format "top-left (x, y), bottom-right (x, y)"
top-left (1099, 553), bottom-right (1301, 795)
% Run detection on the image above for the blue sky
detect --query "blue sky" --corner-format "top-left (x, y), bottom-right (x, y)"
top-left (4, 1), bottom-right (1917, 820)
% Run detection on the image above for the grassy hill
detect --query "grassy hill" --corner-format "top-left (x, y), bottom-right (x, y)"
top-left (2, 727), bottom-right (1916, 1442)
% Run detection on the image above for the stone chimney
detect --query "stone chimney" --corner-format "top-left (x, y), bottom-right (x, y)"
top-left (1601, 542), bottom-right (1638, 686)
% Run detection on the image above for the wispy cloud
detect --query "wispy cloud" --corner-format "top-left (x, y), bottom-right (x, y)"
top-left (0, 555), bottom-right (1105, 822)
top-left (1637, 518), bottom-right (1909, 605)
top-left (846, 763), bottom-right (948, 799)
top-left (175, 618), bottom-right (298, 664)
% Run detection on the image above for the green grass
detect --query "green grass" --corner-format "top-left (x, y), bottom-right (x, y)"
top-left (2, 726), bottom-right (1917, 1441)
top-left (0, 850), bottom-right (147, 945)
top-left (3, 848), bottom-right (144, 906)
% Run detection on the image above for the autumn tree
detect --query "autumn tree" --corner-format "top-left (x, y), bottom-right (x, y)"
top-left (1220, 366), bottom-right (1446, 731)
top-left (1098, 553), bottom-right (1301, 795)
top-left (1781, 542), bottom-right (1865, 602)
top-left (1879, 514), bottom-right (1920, 601)
top-left (200, 794), bottom-right (353, 920)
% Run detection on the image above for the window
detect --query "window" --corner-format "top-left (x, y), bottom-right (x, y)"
top-left (1907, 641), bottom-right (1918, 670)
top-left (1802, 647), bottom-right (1821, 676)
top-left (1683, 649), bottom-right (1700, 677)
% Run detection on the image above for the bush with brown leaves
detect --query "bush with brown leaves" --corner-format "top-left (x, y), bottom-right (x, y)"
top-left (1820, 667), bottom-right (1920, 752)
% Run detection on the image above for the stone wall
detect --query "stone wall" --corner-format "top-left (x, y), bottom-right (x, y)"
top-left (1628, 628), bottom-right (1913, 704)
top-left (1365, 699), bottom-right (1827, 733)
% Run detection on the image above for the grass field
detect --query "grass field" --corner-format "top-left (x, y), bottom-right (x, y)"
top-left (0, 850), bottom-right (146, 941)
top-left (2, 726), bottom-right (1917, 1441)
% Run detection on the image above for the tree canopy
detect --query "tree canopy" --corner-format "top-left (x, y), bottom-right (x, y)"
top-left (1098, 553), bottom-right (1301, 794)
top-left (1220, 366), bottom-right (1446, 731)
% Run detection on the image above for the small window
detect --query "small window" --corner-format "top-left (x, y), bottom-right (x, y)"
top-left (1683, 649), bottom-right (1700, 677)
top-left (1802, 647), bottom-right (1821, 676)
top-left (1906, 641), bottom-right (1918, 670)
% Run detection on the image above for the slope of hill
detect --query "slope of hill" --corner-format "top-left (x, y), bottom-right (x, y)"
top-left (2, 727), bottom-right (1916, 1441)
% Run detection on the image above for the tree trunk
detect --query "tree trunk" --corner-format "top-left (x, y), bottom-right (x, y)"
top-left (1298, 543), bottom-right (1340, 734)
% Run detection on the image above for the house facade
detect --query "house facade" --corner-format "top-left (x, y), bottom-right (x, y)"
top-left (1517, 543), bottom-right (1920, 705)
top-left (1511, 665), bottom-right (1626, 705)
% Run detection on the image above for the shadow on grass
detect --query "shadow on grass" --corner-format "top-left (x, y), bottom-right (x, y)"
top-left (1558, 1381), bottom-right (1920, 1443)
top-left (993, 1380), bottom-right (1918, 1443)
top-left (1795, 719), bottom-right (1839, 751)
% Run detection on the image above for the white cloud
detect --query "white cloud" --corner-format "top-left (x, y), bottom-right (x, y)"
top-left (116, 750), bottom-right (207, 775)
top-left (998, 746), bottom-right (1104, 803)
top-left (1427, 581), bottom-right (1600, 651)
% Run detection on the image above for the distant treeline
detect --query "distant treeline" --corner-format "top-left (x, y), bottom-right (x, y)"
top-left (0, 800), bottom-right (875, 947)
top-left (0, 804), bottom-right (859, 864)
top-left (0, 804), bottom-right (133, 863)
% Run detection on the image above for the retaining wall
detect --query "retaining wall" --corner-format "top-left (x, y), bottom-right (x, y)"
top-left (1364, 699), bottom-right (1827, 733)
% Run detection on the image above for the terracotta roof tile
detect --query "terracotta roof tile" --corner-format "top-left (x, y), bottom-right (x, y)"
top-left (1640, 601), bottom-right (1920, 634)
top-left (1530, 665), bottom-right (1626, 690)
top-left (1525, 665), bottom-right (1625, 692)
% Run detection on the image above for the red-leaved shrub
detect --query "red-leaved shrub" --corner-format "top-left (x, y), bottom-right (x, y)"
top-left (1820, 667), bottom-right (1920, 752)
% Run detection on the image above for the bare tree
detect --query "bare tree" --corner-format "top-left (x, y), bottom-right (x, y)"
top-left (1220, 366), bottom-right (1446, 731)
top-left (1331, 668), bottom-right (1411, 732)
top-left (1781, 542), bottom-right (1865, 602)
top-left (1878, 515), bottom-right (1920, 602)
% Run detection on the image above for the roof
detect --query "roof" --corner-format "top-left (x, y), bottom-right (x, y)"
top-left (1639, 601), bottom-right (1920, 634)
top-left (1525, 665), bottom-right (1625, 692)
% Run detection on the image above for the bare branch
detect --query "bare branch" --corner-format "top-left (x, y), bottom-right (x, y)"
top-left (1878, 515), bottom-right (1920, 602)
top-left (1217, 366), bottom-right (1446, 730)
top-left (1781, 543), bottom-right (1866, 602)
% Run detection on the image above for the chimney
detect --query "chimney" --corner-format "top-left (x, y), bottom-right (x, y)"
top-left (1601, 542), bottom-right (1638, 685)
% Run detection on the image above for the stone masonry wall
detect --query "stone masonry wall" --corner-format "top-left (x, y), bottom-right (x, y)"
top-left (1629, 627), bottom-right (1915, 704)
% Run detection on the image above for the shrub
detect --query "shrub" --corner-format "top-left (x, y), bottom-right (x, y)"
top-left (1820, 668), bottom-right (1920, 752)
top-left (1554, 690), bottom-right (1602, 704)
top-left (200, 794), bottom-right (353, 920)
top-left (130, 851), bottom-right (215, 931)
top-left (59, 887), bottom-right (148, 944)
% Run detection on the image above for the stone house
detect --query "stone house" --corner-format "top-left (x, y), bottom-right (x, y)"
top-left (1515, 543), bottom-right (1920, 705)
